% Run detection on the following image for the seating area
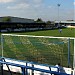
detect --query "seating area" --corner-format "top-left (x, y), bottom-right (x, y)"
top-left (0, 57), bottom-right (71, 75)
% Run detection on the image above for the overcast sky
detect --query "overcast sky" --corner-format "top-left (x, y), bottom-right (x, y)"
top-left (0, 0), bottom-right (75, 21)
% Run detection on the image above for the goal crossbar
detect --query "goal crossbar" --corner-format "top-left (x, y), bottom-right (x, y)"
top-left (1, 33), bottom-right (75, 39)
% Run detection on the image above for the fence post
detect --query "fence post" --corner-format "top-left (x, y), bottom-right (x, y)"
top-left (1, 63), bottom-right (3, 75)
top-left (21, 67), bottom-right (25, 75)
top-left (68, 38), bottom-right (70, 67)
top-left (73, 39), bottom-right (75, 75)
top-left (25, 62), bottom-right (28, 75)
top-left (0, 58), bottom-right (3, 75)
top-left (32, 64), bottom-right (34, 75)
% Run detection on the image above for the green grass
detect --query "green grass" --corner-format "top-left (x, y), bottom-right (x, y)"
top-left (16, 28), bottom-right (75, 37)
top-left (0, 28), bottom-right (75, 37)
top-left (0, 28), bottom-right (75, 67)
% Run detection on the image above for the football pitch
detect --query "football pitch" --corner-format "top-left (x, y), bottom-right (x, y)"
top-left (0, 28), bottom-right (75, 67)
top-left (16, 28), bottom-right (75, 37)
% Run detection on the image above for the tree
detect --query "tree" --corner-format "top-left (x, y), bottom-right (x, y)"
top-left (35, 18), bottom-right (44, 23)
top-left (45, 21), bottom-right (51, 28)
top-left (46, 21), bottom-right (51, 24)
top-left (46, 21), bottom-right (55, 29)
top-left (2, 17), bottom-right (11, 22)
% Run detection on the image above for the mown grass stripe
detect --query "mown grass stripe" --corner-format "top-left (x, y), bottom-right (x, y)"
top-left (11, 36), bottom-right (27, 60)
top-left (20, 37), bottom-right (38, 62)
top-left (4, 36), bottom-right (23, 60)
top-left (3, 36), bottom-right (17, 58)
top-left (28, 37), bottom-right (48, 63)
top-left (3, 40), bottom-right (16, 58)
top-left (27, 37), bottom-right (61, 64)
top-left (36, 38), bottom-right (68, 66)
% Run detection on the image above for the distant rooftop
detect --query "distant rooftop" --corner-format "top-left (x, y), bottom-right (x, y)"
top-left (55, 21), bottom-right (75, 23)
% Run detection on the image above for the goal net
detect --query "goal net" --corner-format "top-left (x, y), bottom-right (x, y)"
top-left (0, 34), bottom-right (74, 68)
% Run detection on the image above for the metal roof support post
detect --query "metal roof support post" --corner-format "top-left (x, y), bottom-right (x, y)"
top-left (57, 4), bottom-right (60, 28)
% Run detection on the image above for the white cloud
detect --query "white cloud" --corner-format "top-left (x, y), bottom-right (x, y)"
top-left (33, 0), bottom-right (44, 9)
top-left (33, 0), bottom-right (43, 4)
top-left (7, 3), bottom-right (30, 10)
top-left (0, 0), bottom-right (14, 3)
top-left (34, 3), bottom-right (44, 8)
top-left (74, 2), bottom-right (75, 5)
top-left (48, 6), bottom-right (52, 8)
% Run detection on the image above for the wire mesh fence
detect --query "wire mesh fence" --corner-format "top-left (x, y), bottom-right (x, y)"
top-left (0, 34), bottom-right (74, 68)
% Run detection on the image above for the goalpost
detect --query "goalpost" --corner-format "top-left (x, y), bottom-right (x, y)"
top-left (73, 38), bottom-right (75, 75)
top-left (0, 34), bottom-right (75, 71)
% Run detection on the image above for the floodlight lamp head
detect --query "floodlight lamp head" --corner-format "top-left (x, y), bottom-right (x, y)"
top-left (57, 4), bottom-right (60, 7)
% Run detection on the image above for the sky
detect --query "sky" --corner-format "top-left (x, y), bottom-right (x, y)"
top-left (0, 0), bottom-right (75, 21)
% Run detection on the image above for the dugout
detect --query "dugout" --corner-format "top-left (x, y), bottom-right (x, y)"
top-left (0, 22), bottom-right (46, 32)
top-left (0, 16), bottom-right (46, 32)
